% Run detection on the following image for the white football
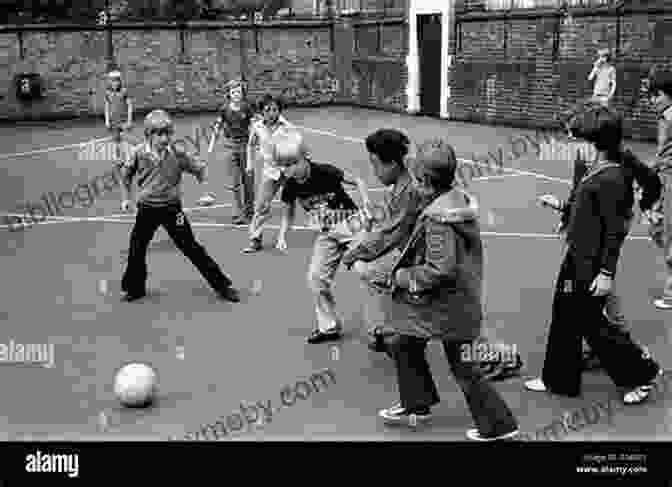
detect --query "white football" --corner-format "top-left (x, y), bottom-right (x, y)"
top-left (114, 363), bottom-right (158, 408)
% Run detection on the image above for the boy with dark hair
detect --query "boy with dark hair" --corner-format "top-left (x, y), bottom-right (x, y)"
top-left (198, 79), bottom-right (256, 224)
top-left (373, 138), bottom-right (519, 440)
top-left (645, 68), bottom-right (672, 309)
top-left (278, 154), bottom-right (371, 344)
top-left (242, 95), bottom-right (295, 253)
top-left (540, 99), bottom-right (661, 369)
top-left (526, 104), bottom-right (661, 404)
top-left (119, 110), bottom-right (240, 303)
top-left (351, 129), bottom-right (523, 381)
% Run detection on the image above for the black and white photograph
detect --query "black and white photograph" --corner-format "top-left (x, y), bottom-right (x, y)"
top-left (0, 0), bottom-right (670, 481)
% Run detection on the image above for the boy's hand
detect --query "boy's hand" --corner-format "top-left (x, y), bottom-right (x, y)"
top-left (121, 199), bottom-right (133, 213)
top-left (538, 194), bottom-right (562, 211)
top-left (590, 272), bottom-right (613, 296)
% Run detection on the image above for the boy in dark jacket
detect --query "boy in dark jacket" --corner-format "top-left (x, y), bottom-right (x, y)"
top-left (540, 100), bottom-right (662, 369)
top-left (374, 139), bottom-right (519, 440)
top-left (526, 104), bottom-right (661, 404)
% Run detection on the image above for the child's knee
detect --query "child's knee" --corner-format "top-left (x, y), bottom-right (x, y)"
top-left (307, 269), bottom-right (330, 293)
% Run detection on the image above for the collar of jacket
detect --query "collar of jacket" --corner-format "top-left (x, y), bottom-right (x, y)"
top-left (388, 187), bottom-right (479, 293)
top-left (420, 187), bottom-right (479, 224)
top-left (580, 160), bottom-right (621, 185)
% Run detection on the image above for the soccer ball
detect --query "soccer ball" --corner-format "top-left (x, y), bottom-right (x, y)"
top-left (113, 363), bottom-right (158, 408)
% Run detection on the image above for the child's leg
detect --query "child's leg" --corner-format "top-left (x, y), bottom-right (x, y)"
top-left (540, 256), bottom-right (584, 397)
top-left (307, 233), bottom-right (347, 334)
top-left (121, 204), bottom-right (162, 297)
top-left (443, 340), bottom-right (519, 438)
top-left (223, 145), bottom-right (246, 220)
top-left (240, 150), bottom-right (255, 220)
top-left (161, 204), bottom-right (234, 294)
top-left (386, 336), bottom-right (440, 411)
top-left (247, 177), bottom-right (282, 244)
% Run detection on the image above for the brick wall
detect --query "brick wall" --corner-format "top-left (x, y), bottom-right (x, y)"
top-left (451, 6), bottom-right (672, 141)
top-left (0, 17), bottom-right (405, 121)
top-left (0, 21), bottom-right (340, 121)
top-left (350, 19), bottom-right (407, 110)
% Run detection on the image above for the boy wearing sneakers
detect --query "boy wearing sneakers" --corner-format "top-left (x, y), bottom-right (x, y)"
top-left (540, 99), bottom-right (661, 368)
top-left (525, 104), bottom-right (661, 404)
top-left (119, 110), bottom-right (240, 303)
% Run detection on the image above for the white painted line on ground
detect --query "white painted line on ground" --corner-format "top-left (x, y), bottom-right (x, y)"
top-left (37, 216), bottom-right (649, 242)
top-left (0, 136), bottom-right (113, 160)
top-left (296, 125), bottom-right (572, 186)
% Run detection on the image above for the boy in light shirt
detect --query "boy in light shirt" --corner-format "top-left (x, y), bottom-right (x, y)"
top-left (588, 48), bottom-right (616, 106)
top-left (242, 95), bottom-right (295, 253)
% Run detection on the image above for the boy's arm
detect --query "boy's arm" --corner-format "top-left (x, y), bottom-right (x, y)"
top-left (119, 149), bottom-right (137, 203)
top-left (341, 170), bottom-right (371, 214)
top-left (607, 66), bottom-right (617, 100)
top-left (277, 201), bottom-right (295, 246)
top-left (104, 98), bottom-right (110, 127)
top-left (622, 149), bottom-right (662, 211)
top-left (126, 95), bottom-right (133, 126)
top-left (246, 127), bottom-right (258, 171)
top-left (393, 218), bottom-right (457, 294)
top-left (342, 187), bottom-right (422, 268)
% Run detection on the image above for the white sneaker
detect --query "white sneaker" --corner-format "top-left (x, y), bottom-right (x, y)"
top-left (466, 428), bottom-right (519, 441)
top-left (654, 298), bottom-right (672, 310)
top-left (524, 378), bottom-right (547, 392)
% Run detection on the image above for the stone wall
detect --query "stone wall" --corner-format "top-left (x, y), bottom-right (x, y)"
top-left (450, 5), bottom-right (672, 141)
top-left (0, 17), bottom-right (407, 121)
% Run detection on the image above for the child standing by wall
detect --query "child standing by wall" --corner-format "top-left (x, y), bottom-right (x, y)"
top-left (104, 70), bottom-right (133, 166)
top-left (588, 48), bottom-right (616, 107)
top-left (119, 110), bottom-right (240, 303)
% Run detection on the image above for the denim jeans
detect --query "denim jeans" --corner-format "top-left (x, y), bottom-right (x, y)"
top-left (222, 143), bottom-right (254, 219)
top-left (249, 175), bottom-right (284, 240)
top-left (307, 231), bottom-right (355, 332)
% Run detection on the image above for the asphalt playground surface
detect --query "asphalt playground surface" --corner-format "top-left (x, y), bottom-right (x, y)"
top-left (0, 106), bottom-right (670, 441)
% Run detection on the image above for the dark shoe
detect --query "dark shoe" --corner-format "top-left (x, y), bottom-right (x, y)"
top-left (242, 238), bottom-right (262, 254)
top-left (120, 290), bottom-right (146, 302)
top-left (218, 287), bottom-right (241, 303)
top-left (306, 329), bottom-right (343, 344)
